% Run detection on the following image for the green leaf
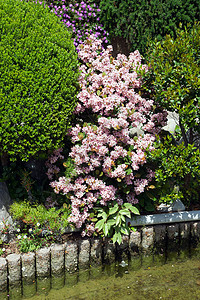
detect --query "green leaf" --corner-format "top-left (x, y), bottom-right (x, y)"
top-left (90, 218), bottom-right (98, 222)
top-left (103, 223), bottom-right (109, 236)
top-left (129, 206), bottom-right (140, 215)
top-left (117, 232), bottom-right (122, 244)
top-left (107, 219), bottom-right (116, 226)
top-left (119, 209), bottom-right (131, 218)
top-left (102, 212), bottom-right (108, 221)
top-left (120, 226), bottom-right (129, 235)
top-left (95, 219), bottom-right (105, 231)
top-left (109, 203), bottom-right (119, 215)
top-left (112, 232), bottom-right (118, 244)
top-left (120, 215), bottom-right (126, 222)
top-left (123, 203), bottom-right (133, 210)
top-left (115, 214), bottom-right (121, 226)
top-left (126, 168), bottom-right (132, 175)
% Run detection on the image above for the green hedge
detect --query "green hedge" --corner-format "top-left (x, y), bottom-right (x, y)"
top-left (0, 0), bottom-right (79, 162)
top-left (97, 0), bottom-right (200, 55)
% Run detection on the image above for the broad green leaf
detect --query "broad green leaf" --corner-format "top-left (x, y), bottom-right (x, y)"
top-left (103, 223), bottom-right (109, 236)
top-left (115, 214), bottom-right (121, 226)
top-left (109, 203), bottom-right (119, 215)
top-left (102, 212), bottom-right (108, 221)
top-left (120, 226), bottom-right (129, 235)
top-left (123, 203), bottom-right (133, 210)
top-left (95, 219), bottom-right (105, 231)
top-left (90, 218), bottom-right (98, 222)
top-left (117, 232), bottom-right (122, 244)
top-left (107, 219), bottom-right (116, 226)
top-left (130, 206), bottom-right (140, 215)
top-left (112, 232), bottom-right (118, 244)
top-left (119, 209), bottom-right (131, 218)
top-left (120, 215), bottom-right (126, 222)
top-left (97, 212), bottom-right (104, 218)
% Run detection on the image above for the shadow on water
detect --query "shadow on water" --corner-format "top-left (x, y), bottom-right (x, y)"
top-left (2, 240), bottom-right (200, 300)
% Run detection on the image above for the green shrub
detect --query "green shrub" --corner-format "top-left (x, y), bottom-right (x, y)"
top-left (97, 0), bottom-right (200, 55)
top-left (10, 201), bottom-right (71, 232)
top-left (0, 0), bottom-right (79, 162)
top-left (144, 23), bottom-right (200, 145)
top-left (144, 23), bottom-right (200, 204)
top-left (148, 136), bottom-right (200, 206)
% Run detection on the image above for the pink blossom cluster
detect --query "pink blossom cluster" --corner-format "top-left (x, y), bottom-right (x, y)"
top-left (45, 148), bottom-right (64, 180)
top-left (51, 175), bottom-right (117, 229)
top-left (50, 35), bottom-right (167, 232)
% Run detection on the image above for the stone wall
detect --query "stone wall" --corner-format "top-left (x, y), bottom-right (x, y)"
top-left (1, 221), bottom-right (200, 292)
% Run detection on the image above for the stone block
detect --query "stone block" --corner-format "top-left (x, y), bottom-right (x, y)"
top-left (37, 277), bottom-right (51, 295)
top-left (129, 230), bottom-right (141, 255)
top-left (167, 224), bottom-right (179, 240)
top-left (78, 239), bottom-right (90, 269)
top-left (141, 227), bottom-right (154, 253)
top-left (36, 247), bottom-right (50, 277)
top-left (116, 235), bottom-right (129, 261)
top-left (51, 274), bottom-right (65, 290)
top-left (21, 252), bottom-right (35, 281)
top-left (7, 253), bottom-right (21, 285)
top-left (190, 222), bottom-right (200, 253)
top-left (167, 224), bottom-right (179, 262)
top-left (90, 238), bottom-right (102, 266)
top-left (22, 281), bottom-right (36, 298)
top-left (191, 222), bottom-right (200, 239)
top-left (154, 225), bottom-right (166, 244)
top-left (51, 244), bottom-right (64, 275)
top-left (103, 238), bottom-right (115, 264)
top-left (179, 223), bottom-right (190, 258)
top-left (154, 225), bottom-right (166, 259)
top-left (0, 257), bottom-right (7, 291)
top-left (180, 223), bottom-right (190, 240)
top-left (171, 199), bottom-right (185, 212)
top-left (0, 182), bottom-right (13, 232)
top-left (65, 240), bottom-right (78, 273)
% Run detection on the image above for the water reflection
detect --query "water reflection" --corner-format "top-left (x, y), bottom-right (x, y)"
top-left (1, 244), bottom-right (200, 300)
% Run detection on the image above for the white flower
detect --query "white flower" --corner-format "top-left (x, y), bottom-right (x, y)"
top-left (37, 223), bottom-right (40, 227)
top-left (29, 228), bottom-right (33, 233)
top-left (23, 235), bottom-right (27, 239)
top-left (17, 235), bottom-right (21, 239)
top-left (2, 248), bottom-right (5, 252)
top-left (17, 228), bottom-right (20, 232)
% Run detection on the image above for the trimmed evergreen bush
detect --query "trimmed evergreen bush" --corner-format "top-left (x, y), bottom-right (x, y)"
top-left (97, 0), bottom-right (200, 55)
top-left (0, 0), bottom-right (79, 162)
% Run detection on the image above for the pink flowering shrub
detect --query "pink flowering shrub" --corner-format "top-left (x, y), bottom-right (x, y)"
top-left (49, 35), bottom-right (167, 238)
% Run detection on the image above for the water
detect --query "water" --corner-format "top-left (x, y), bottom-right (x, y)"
top-left (2, 246), bottom-right (200, 300)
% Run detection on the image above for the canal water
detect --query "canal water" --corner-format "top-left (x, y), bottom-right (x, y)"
top-left (2, 246), bottom-right (200, 300)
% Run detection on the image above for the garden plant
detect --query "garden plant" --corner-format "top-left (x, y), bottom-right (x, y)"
top-left (0, 0), bottom-right (199, 254)
top-left (48, 35), bottom-right (167, 243)
top-left (96, 0), bottom-right (200, 55)
top-left (144, 23), bottom-right (200, 205)
top-left (0, 0), bottom-right (79, 163)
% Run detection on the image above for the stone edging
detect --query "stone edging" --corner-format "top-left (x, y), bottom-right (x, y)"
top-left (1, 221), bottom-right (200, 292)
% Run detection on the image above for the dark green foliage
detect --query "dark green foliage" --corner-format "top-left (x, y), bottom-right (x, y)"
top-left (148, 136), bottom-right (200, 205)
top-left (96, 0), bottom-right (200, 55)
top-left (144, 23), bottom-right (200, 205)
top-left (0, 0), bottom-right (79, 161)
top-left (144, 23), bottom-right (200, 145)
